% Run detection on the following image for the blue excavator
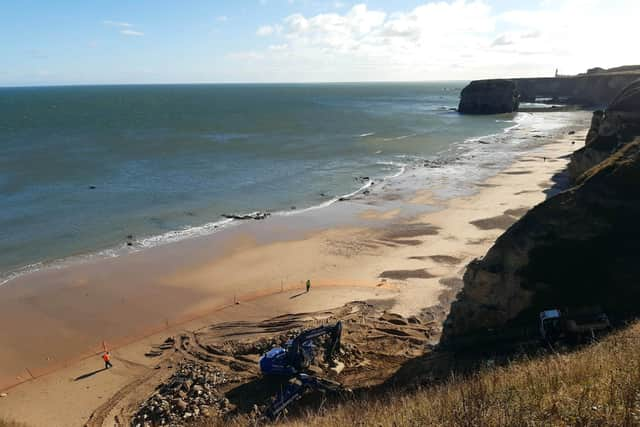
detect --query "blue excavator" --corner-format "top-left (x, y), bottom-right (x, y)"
top-left (259, 321), bottom-right (345, 419)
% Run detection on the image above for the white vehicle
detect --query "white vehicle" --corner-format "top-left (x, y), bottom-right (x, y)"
top-left (539, 307), bottom-right (610, 343)
top-left (539, 309), bottom-right (562, 341)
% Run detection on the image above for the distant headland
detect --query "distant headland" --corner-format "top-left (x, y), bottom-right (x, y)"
top-left (458, 65), bottom-right (640, 114)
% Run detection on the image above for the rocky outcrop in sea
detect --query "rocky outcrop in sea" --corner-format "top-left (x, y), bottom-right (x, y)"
top-left (457, 79), bottom-right (520, 114)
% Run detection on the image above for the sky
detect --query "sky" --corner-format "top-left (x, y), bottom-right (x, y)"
top-left (1, 0), bottom-right (638, 86)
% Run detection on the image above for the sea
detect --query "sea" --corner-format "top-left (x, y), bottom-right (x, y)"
top-left (0, 82), bottom-right (580, 284)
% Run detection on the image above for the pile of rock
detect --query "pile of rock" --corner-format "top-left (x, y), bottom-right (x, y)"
top-left (132, 360), bottom-right (238, 426)
top-left (336, 342), bottom-right (363, 367)
top-left (219, 329), bottom-right (302, 357)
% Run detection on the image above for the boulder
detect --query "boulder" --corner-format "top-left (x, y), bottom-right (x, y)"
top-left (176, 398), bottom-right (188, 411)
top-left (458, 80), bottom-right (520, 114)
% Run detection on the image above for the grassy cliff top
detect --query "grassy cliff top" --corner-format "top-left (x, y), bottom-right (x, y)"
top-left (208, 320), bottom-right (640, 426)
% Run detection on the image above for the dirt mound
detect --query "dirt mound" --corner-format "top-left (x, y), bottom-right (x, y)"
top-left (124, 301), bottom-right (440, 425)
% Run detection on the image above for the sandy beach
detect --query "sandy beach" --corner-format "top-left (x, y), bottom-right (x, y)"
top-left (0, 116), bottom-right (589, 426)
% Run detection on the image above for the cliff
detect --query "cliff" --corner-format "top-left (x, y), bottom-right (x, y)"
top-left (457, 80), bottom-right (519, 114)
top-left (444, 80), bottom-right (640, 345)
top-left (568, 79), bottom-right (640, 178)
top-left (443, 137), bottom-right (640, 343)
top-left (458, 66), bottom-right (640, 115)
top-left (514, 73), bottom-right (640, 105)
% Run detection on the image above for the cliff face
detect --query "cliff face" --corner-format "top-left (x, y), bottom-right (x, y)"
top-left (443, 138), bottom-right (640, 342)
top-left (458, 68), bottom-right (640, 115)
top-left (515, 73), bottom-right (640, 104)
top-left (568, 79), bottom-right (640, 179)
top-left (443, 80), bottom-right (640, 345)
top-left (457, 80), bottom-right (519, 114)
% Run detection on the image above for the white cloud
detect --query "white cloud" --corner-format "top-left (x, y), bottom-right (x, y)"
top-left (522, 30), bottom-right (541, 39)
top-left (228, 0), bottom-right (640, 81)
top-left (257, 25), bottom-right (275, 36)
top-left (120, 29), bottom-right (144, 37)
top-left (216, 15), bottom-right (229, 22)
top-left (103, 20), bottom-right (132, 28)
top-left (491, 34), bottom-right (513, 46)
top-left (268, 43), bottom-right (289, 51)
top-left (104, 19), bottom-right (144, 37)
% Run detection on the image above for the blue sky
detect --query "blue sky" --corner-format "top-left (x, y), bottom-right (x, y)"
top-left (1, 0), bottom-right (638, 86)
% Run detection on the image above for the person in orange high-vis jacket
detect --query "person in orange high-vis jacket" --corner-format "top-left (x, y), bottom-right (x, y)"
top-left (102, 352), bottom-right (113, 369)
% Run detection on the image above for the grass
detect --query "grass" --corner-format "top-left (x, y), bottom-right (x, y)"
top-left (212, 321), bottom-right (640, 427)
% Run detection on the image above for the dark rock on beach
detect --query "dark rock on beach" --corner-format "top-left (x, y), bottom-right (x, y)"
top-left (222, 212), bottom-right (270, 220)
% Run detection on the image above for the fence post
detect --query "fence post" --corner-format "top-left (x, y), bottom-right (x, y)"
top-left (25, 367), bottom-right (35, 380)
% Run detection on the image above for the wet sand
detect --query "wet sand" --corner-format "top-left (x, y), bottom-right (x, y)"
top-left (0, 124), bottom-right (587, 426)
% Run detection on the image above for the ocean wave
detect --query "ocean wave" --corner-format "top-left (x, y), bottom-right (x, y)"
top-left (277, 160), bottom-right (406, 216)
top-left (382, 133), bottom-right (417, 142)
top-left (358, 132), bottom-right (375, 138)
top-left (0, 245), bottom-right (125, 288)
top-left (376, 160), bottom-right (408, 178)
top-left (137, 218), bottom-right (236, 248)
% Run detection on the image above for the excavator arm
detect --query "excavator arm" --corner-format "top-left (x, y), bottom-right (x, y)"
top-left (259, 321), bottom-right (346, 420)
top-left (264, 374), bottom-right (344, 420)
top-left (287, 321), bottom-right (342, 370)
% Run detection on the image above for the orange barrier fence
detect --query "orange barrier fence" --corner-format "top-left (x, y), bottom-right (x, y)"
top-left (0, 280), bottom-right (371, 392)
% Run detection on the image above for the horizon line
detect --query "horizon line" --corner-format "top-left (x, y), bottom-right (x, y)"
top-left (0, 79), bottom-right (474, 89)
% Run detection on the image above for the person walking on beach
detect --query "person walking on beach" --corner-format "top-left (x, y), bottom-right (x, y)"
top-left (102, 351), bottom-right (113, 369)
top-left (306, 279), bottom-right (311, 293)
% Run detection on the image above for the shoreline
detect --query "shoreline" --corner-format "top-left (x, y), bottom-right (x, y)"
top-left (0, 112), bottom-right (589, 426)
top-left (0, 110), bottom-right (559, 288)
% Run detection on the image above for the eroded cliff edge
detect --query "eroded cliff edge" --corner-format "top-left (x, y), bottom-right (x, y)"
top-left (568, 79), bottom-right (640, 179)
top-left (443, 80), bottom-right (640, 345)
top-left (458, 66), bottom-right (640, 114)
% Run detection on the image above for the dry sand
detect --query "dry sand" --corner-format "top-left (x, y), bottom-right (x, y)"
top-left (0, 128), bottom-right (587, 426)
